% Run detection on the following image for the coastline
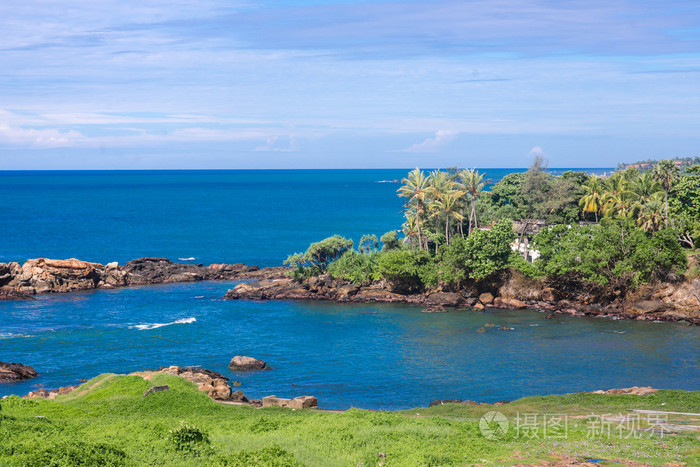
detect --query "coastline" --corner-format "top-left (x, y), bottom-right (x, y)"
top-left (2, 256), bottom-right (698, 326)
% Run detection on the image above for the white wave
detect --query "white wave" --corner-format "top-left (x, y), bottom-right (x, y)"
top-left (0, 332), bottom-right (32, 339)
top-left (193, 296), bottom-right (204, 299)
top-left (131, 317), bottom-right (196, 331)
top-left (604, 330), bottom-right (627, 334)
top-left (178, 257), bottom-right (196, 261)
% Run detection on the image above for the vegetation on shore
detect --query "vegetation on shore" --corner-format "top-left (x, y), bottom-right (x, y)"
top-left (285, 160), bottom-right (698, 300)
top-left (1, 373), bottom-right (697, 466)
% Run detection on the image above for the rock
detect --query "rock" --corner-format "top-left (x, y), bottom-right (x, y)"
top-left (27, 388), bottom-right (49, 399)
top-left (426, 292), bottom-right (464, 307)
top-left (0, 362), bottom-right (38, 383)
top-left (229, 356), bottom-right (267, 371)
top-left (478, 292), bottom-right (494, 304)
top-left (144, 385), bottom-right (170, 397)
top-left (494, 297), bottom-right (527, 309)
top-left (592, 386), bottom-right (659, 396)
top-left (231, 390), bottom-right (249, 403)
top-left (541, 287), bottom-right (561, 302)
top-left (158, 366), bottom-right (233, 400)
top-left (429, 399), bottom-right (462, 407)
top-left (625, 300), bottom-right (667, 315)
top-left (354, 288), bottom-right (406, 302)
top-left (336, 283), bottom-right (360, 300)
top-left (262, 395), bottom-right (318, 409)
top-left (473, 302), bottom-right (485, 311)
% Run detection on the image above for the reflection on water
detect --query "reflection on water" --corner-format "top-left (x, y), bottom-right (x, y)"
top-left (1, 281), bottom-right (698, 410)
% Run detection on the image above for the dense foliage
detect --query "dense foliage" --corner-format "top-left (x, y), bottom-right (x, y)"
top-left (289, 160), bottom-right (696, 296)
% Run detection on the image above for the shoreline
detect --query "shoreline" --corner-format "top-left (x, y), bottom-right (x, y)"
top-left (2, 255), bottom-right (698, 326)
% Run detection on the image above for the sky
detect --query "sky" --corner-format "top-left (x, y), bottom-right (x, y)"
top-left (1, 0), bottom-right (699, 169)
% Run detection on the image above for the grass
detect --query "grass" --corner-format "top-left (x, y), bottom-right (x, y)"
top-left (0, 374), bottom-right (698, 466)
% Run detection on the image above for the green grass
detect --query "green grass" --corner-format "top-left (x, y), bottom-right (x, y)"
top-left (0, 374), bottom-right (698, 466)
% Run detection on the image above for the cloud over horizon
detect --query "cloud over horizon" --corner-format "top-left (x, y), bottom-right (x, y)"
top-left (0, 0), bottom-right (699, 168)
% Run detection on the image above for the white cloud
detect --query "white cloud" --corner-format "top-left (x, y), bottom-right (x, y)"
top-left (401, 130), bottom-right (457, 153)
top-left (528, 146), bottom-right (546, 156)
top-left (0, 123), bottom-right (84, 148)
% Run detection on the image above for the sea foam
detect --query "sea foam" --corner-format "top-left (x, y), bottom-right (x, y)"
top-left (131, 317), bottom-right (196, 331)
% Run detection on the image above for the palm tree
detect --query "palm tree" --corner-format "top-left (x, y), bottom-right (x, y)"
top-left (637, 198), bottom-right (664, 233)
top-left (653, 159), bottom-right (680, 228)
top-left (630, 172), bottom-right (663, 219)
top-left (459, 168), bottom-right (486, 233)
top-left (601, 172), bottom-right (634, 218)
top-left (579, 175), bottom-right (604, 222)
top-left (426, 170), bottom-right (454, 241)
top-left (402, 209), bottom-right (420, 248)
top-left (397, 168), bottom-right (431, 251)
top-left (429, 189), bottom-right (465, 245)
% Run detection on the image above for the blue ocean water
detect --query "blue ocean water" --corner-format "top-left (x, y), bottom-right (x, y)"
top-left (2, 169), bottom-right (697, 410)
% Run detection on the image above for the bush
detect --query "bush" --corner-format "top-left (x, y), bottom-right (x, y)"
top-left (284, 235), bottom-right (354, 280)
top-left (533, 219), bottom-right (686, 287)
top-left (377, 249), bottom-right (435, 292)
top-left (327, 250), bottom-right (381, 285)
top-left (380, 230), bottom-right (401, 251)
top-left (168, 421), bottom-right (211, 456)
top-left (461, 220), bottom-right (516, 280)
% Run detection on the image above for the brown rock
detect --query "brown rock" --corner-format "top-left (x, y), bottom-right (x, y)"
top-left (592, 386), bottom-right (659, 396)
top-left (336, 283), bottom-right (360, 300)
top-left (159, 366), bottom-right (233, 400)
top-left (0, 362), bottom-right (38, 383)
top-left (478, 292), bottom-right (494, 304)
top-left (541, 287), bottom-right (561, 302)
top-left (354, 288), bottom-right (406, 302)
top-left (231, 390), bottom-right (249, 402)
top-left (426, 292), bottom-right (464, 307)
top-left (625, 300), bottom-right (667, 315)
top-left (262, 395), bottom-right (318, 409)
top-left (229, 356), bottom-right (267, 371)
top-left (473, 302), bottom-right (485, 311)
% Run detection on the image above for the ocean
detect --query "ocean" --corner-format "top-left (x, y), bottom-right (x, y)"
top-left (1, 169), bottom-right (697, 410)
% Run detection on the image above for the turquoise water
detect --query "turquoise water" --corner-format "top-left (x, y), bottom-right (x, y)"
top-left (2, 169), bottom-right (697, 410)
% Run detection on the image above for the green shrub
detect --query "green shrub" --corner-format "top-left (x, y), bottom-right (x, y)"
top-left (380, 230), bottom-right (401, 251)
top-left (377, 249), bottom-right (434, 292)
top-left (168, 421), bottom-right (211, 456)
top-left (284, 235), bottom-right (354, 280)
top-left (327, 250), bottom-right (381, 285)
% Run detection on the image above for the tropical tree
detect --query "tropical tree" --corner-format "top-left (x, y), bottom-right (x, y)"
top-left (579, 175), bottom-right (604, 222)
top-left (429, 189), bottom-right (465, 245)
top-left (459, 168), bottom-right (486, 234)
top-left (653, 159), bottom-right (680, 228)
top-left (637, 198), bottom-right (664, 233)
top-left (397, 168), bottom-right (431, 250)
top-left (601, 172), bottom-right (634, 218)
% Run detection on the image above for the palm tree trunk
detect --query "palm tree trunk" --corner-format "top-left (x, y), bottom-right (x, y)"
top-left (445, 216), bottom-right (450, 245)
top-left (471, 199), bottom-right (478, 229)
top-left (664, 189), bottom-right (669, 229)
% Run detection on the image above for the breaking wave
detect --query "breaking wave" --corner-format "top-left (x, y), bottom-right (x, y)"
top-left (131, 317), bottom-right (196, 331)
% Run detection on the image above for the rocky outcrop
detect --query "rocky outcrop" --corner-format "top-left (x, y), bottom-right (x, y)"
top-left (229, 356), bottom-right (267, 371)
top-left (0, 362), bottom-right (38, 383)
top-left (157, 366), bottom-right (233, 401)
top-left (592, 386), bottom-right (659, 396)
top-left (26, 385), bottom-right (79, 399)
top-left (262, 395), bottom-right (318, 409)
top-left (225, 273), bottom-right (700, 325)
top-left (0, 257), bottom-right (282, 297)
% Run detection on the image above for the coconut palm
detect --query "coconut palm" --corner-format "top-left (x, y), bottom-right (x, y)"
top-left (401, 209), bottom-right (420, 248)
top-left (426, 170), bottom-right (455, 241)
top-left (397, 168), bottom-right (431, 251)
top-left (637, 198), bottom-right (664, 233)
top-left (429, 189), bottom-right (465, 245)
top-left (579, 175), bottom-right (604, 222)
top-left (653, 159), bottom-right (680, 228)
top-left (459, 168), bottom-right (486, 234)
top-left (601, 172), bottom-right (634, 218)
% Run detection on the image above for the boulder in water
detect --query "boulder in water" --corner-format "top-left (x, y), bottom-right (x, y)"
top-left (229, 356), bottom-right (267, 371)
top-left (0, 362), bottom-right (38, 383)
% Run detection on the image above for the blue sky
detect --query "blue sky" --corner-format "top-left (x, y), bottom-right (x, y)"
top-left (1, 0), bottom-right (699, 169)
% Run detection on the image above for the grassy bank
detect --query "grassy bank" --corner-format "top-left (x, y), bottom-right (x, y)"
top-left (0, 374), bottom-right (698, 466)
